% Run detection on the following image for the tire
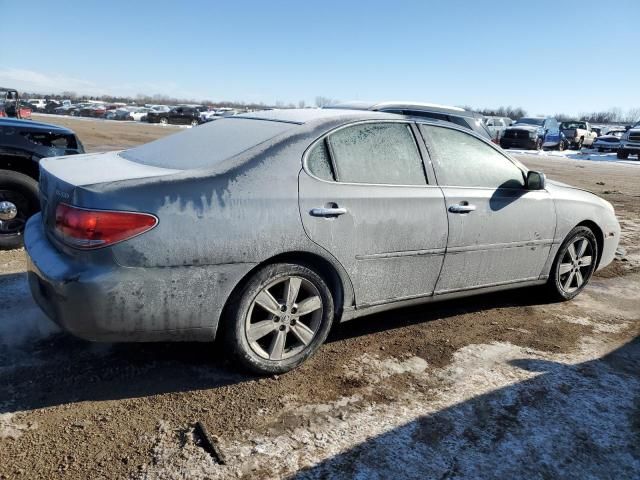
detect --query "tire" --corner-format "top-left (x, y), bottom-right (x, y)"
top-left (190, 119), bottom-right (199, 127)
top-left (160, 117), bottom-right (169, 125)
top-left (535, 138), bottom-right (543, 151)
top-left (557, 140), bottom-right (565, 151)
top-left (223, 263), bottom-right (335, 374)
top-left (0, 170), bottom-right (40, 250)
top-left (598, 148), bottom-right (604, 152)
top-left (545, 226), bottom-right (598, 301)
top-left (574, 138), bottom-right (583, 150)
top-left (617, 150), bottom-right (629, 160)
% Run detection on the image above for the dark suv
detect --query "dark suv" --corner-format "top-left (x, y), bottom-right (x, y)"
top-left (326, 101), bottom-right (493, 140)
top-left (146, 106), bottom-right (203, 126)
top-left (0, 118), bottom-right (84, 249)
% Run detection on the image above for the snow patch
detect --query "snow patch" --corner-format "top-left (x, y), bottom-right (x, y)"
top-left (0, 273), bottom-right (59, 348)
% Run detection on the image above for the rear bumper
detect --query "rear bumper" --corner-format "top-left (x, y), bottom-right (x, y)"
top-left (25, 214), bottom-right (254, 342)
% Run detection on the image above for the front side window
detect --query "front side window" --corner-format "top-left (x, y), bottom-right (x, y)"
top-left (326, 123), bottom-right (426, 185)
top-left (421, 125), bottom-right (525, 189)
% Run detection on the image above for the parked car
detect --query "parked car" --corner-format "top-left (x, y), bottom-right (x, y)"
top-left (326, 101), bottom-right (493, 140)
top-left (0, 118), bottom-right (84, 249)
top-left (24, 109), bottom-right (620, 374)
top-left (560, 121), bottom-right (597, 149)
top-left (500, 117), bottom-right (566, 151)
top-left (592, 129), bottom-right (626, 152)
top-left (43, 100), bottom-right (62, 113)
top-left (27, 99), bottom-right (47, 111)
top-left (483, 116), bottom-right (513, 141)
top-left (202, 108), bottom-right (238, 122)
top-left (105, 108), bottom-right (134, 121)
top-left (129, 107), bottom-right (153, 121)
top-left (591, 126), bottom-right (603, 136)
top-left (146, 106), bottom-right (202, 126)
top-left (617, 121), bottom-right (640, 159)
top-left (54, 104), bottom-right (80, 115)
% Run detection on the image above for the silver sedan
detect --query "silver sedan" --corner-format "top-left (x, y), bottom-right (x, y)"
top-left (25, 109), bottom-right (620, 374)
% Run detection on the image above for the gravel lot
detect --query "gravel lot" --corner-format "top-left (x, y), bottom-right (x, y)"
top-left (1, 116), bottom-right (638, 479)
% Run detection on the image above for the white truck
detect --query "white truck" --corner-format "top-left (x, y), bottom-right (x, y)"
top-left (560, 121), bottom-right (597, 149)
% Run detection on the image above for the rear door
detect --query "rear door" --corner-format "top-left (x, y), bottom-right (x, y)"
top-left (298, 121), bottom-right (448, 307)
top-left (419, 124), bottom-right (556, 293)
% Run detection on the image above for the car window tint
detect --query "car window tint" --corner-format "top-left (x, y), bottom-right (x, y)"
top-left (422, 125), bottom-right (525, 189)
top-left (307, 140), bottom-right (334, 181)
top-left (327, 123), bottom-right (426, 185)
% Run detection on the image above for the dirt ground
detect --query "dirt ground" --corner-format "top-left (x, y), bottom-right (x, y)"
top-left (1, 117), bottom-right (639, 479)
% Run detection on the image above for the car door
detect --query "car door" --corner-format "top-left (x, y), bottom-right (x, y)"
top-left (419, 124), bottom-right (556, 293)
top-left (298, 121), bottom-right (448, 307)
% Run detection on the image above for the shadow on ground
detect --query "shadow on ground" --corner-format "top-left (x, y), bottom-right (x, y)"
top-left (290, 336), bottom-right (640, 479)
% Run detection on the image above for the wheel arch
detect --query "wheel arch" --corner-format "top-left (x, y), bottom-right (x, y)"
top-left (576, 220), bottom-right (604, 269)
top-left (0, 156), bottom-right (40, 182)
top-left (216, 250), bottom-right (353, 339)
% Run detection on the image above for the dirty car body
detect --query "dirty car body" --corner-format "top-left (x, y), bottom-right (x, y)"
top-left (24, 109), bottom-right (620, 372)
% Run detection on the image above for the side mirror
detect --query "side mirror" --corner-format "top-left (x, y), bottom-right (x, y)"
top-left (526, 171), bottom-right (546, 190)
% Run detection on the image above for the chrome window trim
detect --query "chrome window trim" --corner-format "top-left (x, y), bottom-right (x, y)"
top-left (301, 119), bottom-right (436, 188)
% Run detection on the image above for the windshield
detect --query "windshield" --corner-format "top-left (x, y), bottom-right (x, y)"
top-left (120, 117), bottom-right (297, 169)
top-left (515, 118), bottom-right (544, 126)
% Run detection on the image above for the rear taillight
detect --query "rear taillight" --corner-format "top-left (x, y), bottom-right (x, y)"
top-left (54, 203), bottom-right (157, 249)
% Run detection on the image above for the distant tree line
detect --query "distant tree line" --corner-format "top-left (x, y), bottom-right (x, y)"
top-left (469, 105), bottom-right (640, 124)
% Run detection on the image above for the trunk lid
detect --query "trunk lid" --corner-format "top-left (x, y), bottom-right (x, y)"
top-left (38, 151), bottom-right (180, 235)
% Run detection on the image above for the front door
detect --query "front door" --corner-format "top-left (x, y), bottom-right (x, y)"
top-left (298, 121), bottom-right (449, 307)
top-left (420, 124), bottom-right (556, 293)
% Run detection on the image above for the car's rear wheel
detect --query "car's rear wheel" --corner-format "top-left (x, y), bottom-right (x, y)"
top-left (223, 263), bottom-right (334, 374)
top-left (558, 140), bottom-right (565, 151)
top-left (546, 226), bottom-right (598, 301)
top-left (190, 119), bottom-right (199, 127)
top-left (617, 150), bottom-right (629, 159)
top-left (160, 117), bottom-right (169, 125)
top-left (0, 170), bottom-right (39, 250)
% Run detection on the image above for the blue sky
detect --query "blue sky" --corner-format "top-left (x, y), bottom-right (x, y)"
top-left (1, 0), bottom-right (638, 115)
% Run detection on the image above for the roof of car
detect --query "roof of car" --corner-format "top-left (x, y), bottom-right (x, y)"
top-left (0, 117), bottom-right (75, 134)
top-left (235, 108), bottom-right (402, 125)
top-left (326, 101), bottom-right (474, 116)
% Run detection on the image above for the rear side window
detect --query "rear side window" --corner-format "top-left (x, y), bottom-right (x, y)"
top-left (421, 125), bottom-right (525, 189)
top-left (121, 118), bottom-right (296, 169)
top-left (326, 123), bottom-right (426, 185)
top-left (307, 140), bottom-right (334, 181)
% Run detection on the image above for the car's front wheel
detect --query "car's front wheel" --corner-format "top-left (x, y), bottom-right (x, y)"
top-left (160, 117), bottom-right (169, 125)
top-left (223, 263), bottom-right (335, 374)
top-left (617, 150), bottom-right (629, 159)
top-left (546, 226), bottom-right (598, 301)
top-left (0, 170), bottom-right (40, 250)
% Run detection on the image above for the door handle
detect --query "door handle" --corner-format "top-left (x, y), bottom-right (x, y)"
top-left (448, 203), bottom-right (476, 214)
top-left (310, 207), bottom-right (347, 217)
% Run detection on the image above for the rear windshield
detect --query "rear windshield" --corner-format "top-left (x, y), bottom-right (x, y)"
top-left (120, 117), bottom-right (296, 169)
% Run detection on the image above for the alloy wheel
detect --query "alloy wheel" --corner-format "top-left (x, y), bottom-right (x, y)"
top-left (558, 236), bottom-right (594, 294)
top-left (0, 191), bottom-right (28, 236)
top-left (245, 276), bottom-right (323, 361)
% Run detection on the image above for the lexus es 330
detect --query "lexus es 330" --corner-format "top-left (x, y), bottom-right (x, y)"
top-left (25, 109), bottom-right (620, 373)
